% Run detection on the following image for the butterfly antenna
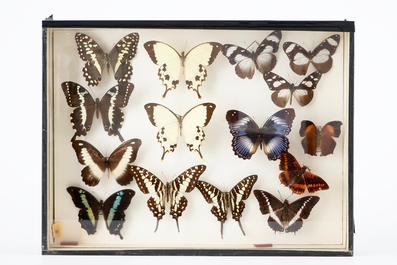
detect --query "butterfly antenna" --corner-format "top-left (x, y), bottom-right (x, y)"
top-left (238, 220), bottom-right (246, 236)
top-left (277, 190), bottom-right (283, 201)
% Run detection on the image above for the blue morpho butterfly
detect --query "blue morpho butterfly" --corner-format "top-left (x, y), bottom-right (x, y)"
top-left (226, 108), bottom-right (295, 160)
top-left (66, 186), bottom-right (135, 239)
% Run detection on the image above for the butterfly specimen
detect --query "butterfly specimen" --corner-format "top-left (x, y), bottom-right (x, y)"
top-left (61, 81), bottom-right (134, 142)
top-left (278, 151), bottom-right (329, 194)
top-left (71, 139), bottom-right (142, 186)
top-left (300, 120), bottom-right (343, 156)
top-left (144, 103), bottom-right (216, 161)
top-left (222, 30), bottom-right (282, 79)
top-left (66, 186), bottom-right (135, 239)
top-left (75, 32), bottom-right (139, 86)
top-left (263, 70), bottom-right (322, 108)
top-left (254, 190), bottom-right (319, 233)
top-left (130, 164), bottom-right (206, 232)
top-left (144, 41), bottom-right (222, 99)
top-left (226, 108), bottom-right (295, 160)
top-left (196, 175), bottom-right (258, 238)
top-left (283, 34), bottom-right (340, 75)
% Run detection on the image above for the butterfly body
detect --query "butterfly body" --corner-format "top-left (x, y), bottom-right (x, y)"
top-left (67, 186), bottom-right (135, 239)
top-left (222, 30), bottom-right (282, 79)
top-left (72, 139), bottom-right (141, 186)
top-left (283, 34), bottom-right (340, 75)
top-left (300, 120), bottom-right (342, 156)
top-left (196, 175), bottom-right (257, 238)
top-left (75, 32), bottom-right (139, 86)
top-left (278, 151), bottom-right (329, 194)
top-left (254, 190), bottom-right (319, 233)
top-left (226, 108), bottom-right (295, 160)
top-left (144, 41), bottom-right (221, 98)
top-left (131, 165), bottom-right (206, 232)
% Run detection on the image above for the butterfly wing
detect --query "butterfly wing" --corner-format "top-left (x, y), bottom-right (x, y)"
top-left (181, 103), bottom-right (216, 159)
top-left (278, 151), bottom-right (307, 194)
top-left (254, 30), bottom-right (282, 74)
top-left (319, 121), bottom-right (343, 156)
top-left (61, 82), bottom-right (96, 141)
top-left (310, 34), bottom-right (340, 74)
top-left (263, 71), bottom-right (293, 108)
top-left (299, 120), bottom-right (318, 156)
top-left (222, 43), bottom-right (256, 79)
top-left (107, 139), bottom-right (142, 186)
top-left (253, 190), bottom-right (285, 232)
top-left (283, 41), bottom-right (311, 75)
top-left (144, 41), bottom-right (182, 98)
top-left (285, 196), bottom-right (320, 233)
top-left (303, 171), bottom-right (330, 193)
top-left (226, 110), bottom-right (262, 160)
top-left (144, 103), bottom-right (181, 161)
top-left (293, 70), bottom-right (322, 107)
top-left (261, 108), bottom-right (296, 160)
top-left (71, 140), bottom-right (107, 187)
top-left (66, 186), bottom-right (101, 236)
top-left (102, 189), bottom-right (135, 239)
top-left (99, 82), bottom-right (134, 142)
top-left (108, 33), bottom-right (139, 82)
top-left (75, 33), bottom-right (108, 86)
top-left (184, 42), bottom-right (222, 98)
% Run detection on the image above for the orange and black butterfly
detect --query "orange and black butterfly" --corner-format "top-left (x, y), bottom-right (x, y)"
top-left (278, 151), bottom-right (329, 194)
top-left (299, 120), bottom-right (342, 156)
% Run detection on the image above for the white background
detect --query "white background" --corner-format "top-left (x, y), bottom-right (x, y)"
top-left (1, 0), bottom-right (395, 264)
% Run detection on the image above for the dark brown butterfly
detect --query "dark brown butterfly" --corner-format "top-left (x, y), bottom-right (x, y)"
top-left (196, 175), bottom-right (258, 238)
top-left (300, 120), bottom-right (343, 156)
top-left (263, 70), bottom-right (322, 108)
top-left (72, 139), bottom-right (142, 186)
top-left (283, 34), bottom-right (340, 75)
top-left (278, 151), bottom-right (329, 194)
top-left (254, 190), bottom-right (319, 233)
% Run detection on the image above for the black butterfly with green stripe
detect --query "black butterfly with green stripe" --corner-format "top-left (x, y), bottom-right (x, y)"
top-left (66, 186), bottom-right (135, 239)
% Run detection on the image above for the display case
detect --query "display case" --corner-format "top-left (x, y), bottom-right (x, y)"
top-left (42, 20), bottom-right (354, 256)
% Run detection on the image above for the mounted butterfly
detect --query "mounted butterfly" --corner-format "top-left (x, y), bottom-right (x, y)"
top-left (283, 34), bottom-right (340, 75)
top-left (222, 30), bottom-right (282, 79)
top-left (131, 165), bottom-right (206, 232)
top-left (278, 151), bottom-right (329, 194)
top-left (300, 120), bottom-right (343, 156)
top-left (61, 81), bottom-right (134, 142)
top-left (66, 186), bottom-right (135, 239)
top-left (226, 108), bottom-right (295, 160)
top-left (144, 103), bottom-right (216, 161)
top-left (254, 190), bottom-right (319, 233)
top-left (196, 175), bottom-right (258, 238)
top-left (144, 41), bottom-right (222, 99)
top-left (263, 70), bottom-right (322, 108)
top-left (75, 32), bottom-right (139, 86)
top-left (71, 139), bottom-right (142, 186)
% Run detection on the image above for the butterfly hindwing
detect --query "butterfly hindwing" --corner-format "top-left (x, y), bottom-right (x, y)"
top-left (72, 139), bottom-right (142, 186)
top-left (144, 103), bottom-right (216, 160)
top-left (66, 186), bottom-right (135, 239)
top-left (144, 41), bottom-right (221, 98)
top-left (226, 108), bottom-right (295, 160)
top-left (283, 34), bottom-right (340, 75)
top-left (75, 32), bottom-right (139, 86)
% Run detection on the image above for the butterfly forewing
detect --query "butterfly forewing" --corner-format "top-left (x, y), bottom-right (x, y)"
top-left (229, 175), bottom-right (258, 221)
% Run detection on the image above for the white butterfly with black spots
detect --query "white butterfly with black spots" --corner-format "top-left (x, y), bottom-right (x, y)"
top-left (144, 103), bottom-right (216, 161)
top-left (144, 41), bottom-right (222, 99)
top-left (222, 30), bottom-right (282, 79)
top-left (283, 34), bottom-right (340, 75)
top-left (75, 32), bottom-right (139, 86)
top-left (263, 70), bottom-right (322, 108)
top-left (196, 175), bottom-right (258, 238)
top-left (131, 164), bottom-right (206, 232)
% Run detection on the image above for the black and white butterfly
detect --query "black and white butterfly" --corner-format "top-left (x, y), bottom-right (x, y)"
top-left (263, 70), bottom-right (322, 108)
top-left (67, 186), bottom-right (135, 239)
top-left (196, 175), bottom-right (258, 238)
top-left (144, 103), bottom-right (216, 161)
top-left (71, 139), bottom-right (142, 187)
top-left (283, 34), bottom-right (340, 75)
top-left (61, 81), bottom-right (134, 142)
top-left (130, 164), bottom-right (206, 232)
top-left (254, 190), bottom-right (319, 233)
top-left (226, 108), bottom-right (295, 161)
top-left (75, 32), bottom-right (139, 86)
top-left (144, 41), bottom-right (222, 99)
top-left (222, 30), bottom-right (282, 79)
